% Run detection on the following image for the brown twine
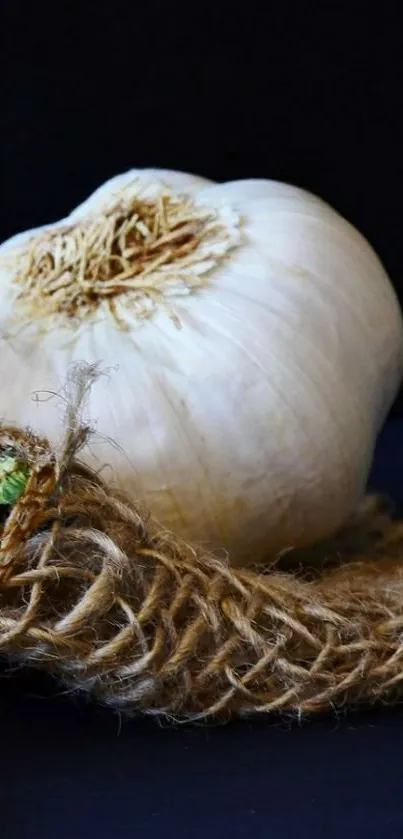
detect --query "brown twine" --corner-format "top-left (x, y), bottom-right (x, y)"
top-left (2, 399), bottom-right (403, 721)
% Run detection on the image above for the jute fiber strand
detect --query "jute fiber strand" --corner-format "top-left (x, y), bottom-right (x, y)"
top-left (1, 376), bottom-right (403, 720)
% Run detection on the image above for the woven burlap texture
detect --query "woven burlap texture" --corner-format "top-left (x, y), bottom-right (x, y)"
top-left (1, 407), bottom-right (403, 722)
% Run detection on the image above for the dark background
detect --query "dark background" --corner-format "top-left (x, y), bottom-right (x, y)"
top-left (2, 2), bottom-right (402, 282)
top-left (2, 3), bottom-right (402, 404)
top-left (2, 5), bottom-right (403, 837)
top-left (2, 2), bottom-right (402, 362)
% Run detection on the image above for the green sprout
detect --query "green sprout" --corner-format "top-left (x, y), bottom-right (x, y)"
top-left (0, 456), bottom-right (31, 506)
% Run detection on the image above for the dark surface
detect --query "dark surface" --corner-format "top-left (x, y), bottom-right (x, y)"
top-left (1, 419), bottom-right (403, 839)
top-left (2, 677), bottom-right (403, 839)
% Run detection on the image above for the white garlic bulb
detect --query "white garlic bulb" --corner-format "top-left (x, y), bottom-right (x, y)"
top-left (0, 167), bottom-right (402, 566)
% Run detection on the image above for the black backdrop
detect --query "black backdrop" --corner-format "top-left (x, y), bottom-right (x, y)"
top-left (1, 1), bottom-right (402, 399)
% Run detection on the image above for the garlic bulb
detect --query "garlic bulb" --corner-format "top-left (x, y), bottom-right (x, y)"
top-left (0, 167), bottom-right (402, 566)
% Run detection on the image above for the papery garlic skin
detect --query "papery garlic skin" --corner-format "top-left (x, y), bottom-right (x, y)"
top-left (0, 169), bottom-right (402, 566)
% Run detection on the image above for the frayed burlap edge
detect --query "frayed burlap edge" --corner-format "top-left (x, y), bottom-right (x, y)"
top-left (1, 373), bottom-right (403, 722)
